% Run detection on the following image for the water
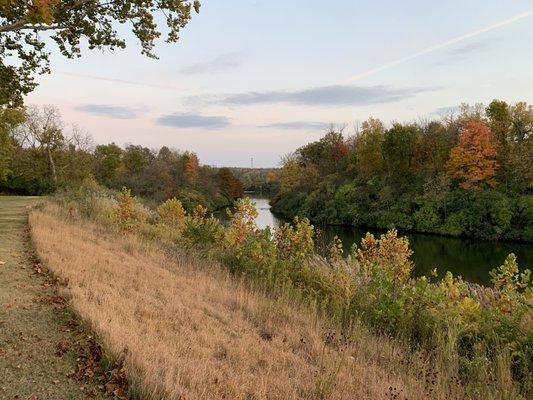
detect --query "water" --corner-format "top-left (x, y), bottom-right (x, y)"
top-left (248, 196), bottom-right (533, 285)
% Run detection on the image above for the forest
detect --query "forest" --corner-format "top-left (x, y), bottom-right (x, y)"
top-left (272, 100), bottom-right (533, 241)
top-left (0, 105), bottom-right (243, 211)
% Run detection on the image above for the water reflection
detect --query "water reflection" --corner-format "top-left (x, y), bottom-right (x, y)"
top-left (247, 195), bottom-right (532, 285)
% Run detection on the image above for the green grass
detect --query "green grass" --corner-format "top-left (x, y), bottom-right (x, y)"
top-left (0, 196), bottom-right (105, 399)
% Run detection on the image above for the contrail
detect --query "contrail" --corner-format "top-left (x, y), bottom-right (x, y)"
top-left (345, 7), bottom-right (533, 83)
top-left (55, 71), bottom-right (189, 92)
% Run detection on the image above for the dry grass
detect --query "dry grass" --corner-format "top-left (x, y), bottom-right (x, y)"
top-left (29, 203), bottom-right (471, 400)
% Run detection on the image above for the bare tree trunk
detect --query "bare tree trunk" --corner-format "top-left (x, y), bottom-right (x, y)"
top-left (47, 146), bottom-right (58, 187)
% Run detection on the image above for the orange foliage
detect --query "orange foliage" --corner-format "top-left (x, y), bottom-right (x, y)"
top-left (184, 153), bottom-right (199, 185)
top-left (446, 120), bottom-right (499, 190)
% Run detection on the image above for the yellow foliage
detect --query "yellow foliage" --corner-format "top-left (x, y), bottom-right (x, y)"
top-left (356, 229), bottom-right (413, 282)
top-left (225, 198), bottom-right (258, 245)
top-left (111, 188), bottom-right (148, 232)
top-left (275, 217), bottom-right (314, 262)
top-left (157, 198), bottom-right (186, 227)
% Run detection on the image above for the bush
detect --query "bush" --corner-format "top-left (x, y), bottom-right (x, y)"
top-left (413, 204), bottom-right (441, 232)
top-left (157, 198), bottom-right (186, 227)
top-left (182, 205), bottom-right (224, 246)
top-left (110, 187), bottom-right (150, 232)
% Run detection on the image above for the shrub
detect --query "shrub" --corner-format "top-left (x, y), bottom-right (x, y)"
top-left (225, 197), bottom-right (259, 245)
top-left (157, 198), bottom-right (186, 227)
top-left (354, 229), bottom-right (414, 283)
top-left (110, 187), bottom-right (149, 232)
top-left (182, 205), bottom-right (224, 246)
top-left (413, 204), bottom-right (441, 232)
top-left (275, 217), bottom-right (314, 263)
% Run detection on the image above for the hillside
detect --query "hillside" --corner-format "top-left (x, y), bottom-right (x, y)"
top-left (23, 184), bottom-right (532, 399)
top-left (29, 203), bottom-right (430, 399)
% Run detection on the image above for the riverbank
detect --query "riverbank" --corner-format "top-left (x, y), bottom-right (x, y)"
top-left (241, 196), bottom-right (531, 284)
top-left (29, 201), bottom-right (445, 400)
top-left (50, 186), bottom-right (533, 397)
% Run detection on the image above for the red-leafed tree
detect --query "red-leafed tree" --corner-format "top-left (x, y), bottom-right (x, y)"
top-left (446, 120), bottom-right (499, 190)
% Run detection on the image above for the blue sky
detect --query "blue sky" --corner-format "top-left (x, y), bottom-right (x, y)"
top-left (27, 0), bottom-right (533, 167)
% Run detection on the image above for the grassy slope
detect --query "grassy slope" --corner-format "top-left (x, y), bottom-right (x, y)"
top-left (28, 203), bottom-right (475, 400)
top-left (0, 197), bottom-right (105, 399)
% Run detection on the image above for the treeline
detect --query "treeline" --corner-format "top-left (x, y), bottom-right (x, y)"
top-left (272, 100), bottom-right (533, 241)
top-left (229, 167), bottom-right (280, 195)
top-left (0, 105), bottom-right (243, 211)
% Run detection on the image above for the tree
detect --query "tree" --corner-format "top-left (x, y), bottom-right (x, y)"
top-left (279, 154), bottom-right (304, 194)
top-left (354, 118), bottom-right (384, 180)
top-left (508, 102), bottom-right (533, 191)
top-left (123, 145), bottom-right (153, 174)
top-left (297, 128), bottom-right (348, 174)
top-left (183, 152), bottom-right (199, 186)
top-left (0, 107), bottom-right (25, 181)
top-left (446, 120), bottom-right (498, 190)
top-left (414, 121), bottom-right (454, 178)
top-left (217, 167), bottom-right (244, 200)
top-left (510, 102), bottom-right (532, 144)
top-left (0, 0), bottom-right (200, 106)
top-left (94, 143), bottom-right (123, 186)
top-left (16, 105), bottom-right (65, 186)
top-left (382, 123), bottom-right (418, 179)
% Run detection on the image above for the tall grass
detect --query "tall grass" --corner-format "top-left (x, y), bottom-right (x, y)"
top-left (41, 181), bottom-right (532, 398)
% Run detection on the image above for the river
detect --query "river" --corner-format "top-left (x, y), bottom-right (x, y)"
top-left (248, 196), bottom-right (532, 285)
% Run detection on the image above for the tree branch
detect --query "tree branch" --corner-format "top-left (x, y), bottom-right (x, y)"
top-left (0, 0), bottom-right (95, 33)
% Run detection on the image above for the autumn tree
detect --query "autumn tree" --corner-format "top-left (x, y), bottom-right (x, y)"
top-left (183, 152), bottom-right (199, 185)
top-left (297, 129), bottom-right (348, 174)
top-left (354, 118), bottom-right (384, 180)
top-left (414, 121), bottom-right (455, 178)
top-left (279, 153), bottom-right (304, 194)
top-left (446, 120), bottom-right (499, 190)
top-left (217, 167), bottom-right (244, 200)
top-left (0, 0), bottom-right (200, 106)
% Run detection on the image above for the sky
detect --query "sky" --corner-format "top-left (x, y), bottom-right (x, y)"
top-left (26, 0), bottom-right (533, 167)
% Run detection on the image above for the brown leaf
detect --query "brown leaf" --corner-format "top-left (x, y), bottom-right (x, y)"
top-left (55, 340), bottom-right (71, 357)
top-left (113, 387), bottom-right (128, 400)
top-left (104, 382), bottom-right (118, 394)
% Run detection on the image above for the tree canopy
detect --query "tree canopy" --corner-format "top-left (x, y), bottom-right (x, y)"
top-left (272, 100), bottom-right (533, 241)
top-left (0, 0), bottom-right (200, 106)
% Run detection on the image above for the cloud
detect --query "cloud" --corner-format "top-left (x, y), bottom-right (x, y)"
top-left (181, 52), bottom-right (243, 75)
top-left (433, 105), bottom-right (460, 116)
top-left (259, 121), bottom-right (330, 130)
top-left (75, 104), bottom-right (144, 119)
top-left (446, 40), bottom-right (493, 56)
top-left (219, 85), bottom-right (432, 107)
top-left (156, 113), bottom-right (230, 129)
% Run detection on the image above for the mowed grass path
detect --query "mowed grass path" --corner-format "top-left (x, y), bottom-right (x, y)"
top-left (0, 197), bottom-right (104, 399)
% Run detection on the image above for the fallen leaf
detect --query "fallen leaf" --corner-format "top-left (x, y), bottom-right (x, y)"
top-left (0, 261), bottom-right (5, 266)
top-left (113, 387), bottom-right (128, 399)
